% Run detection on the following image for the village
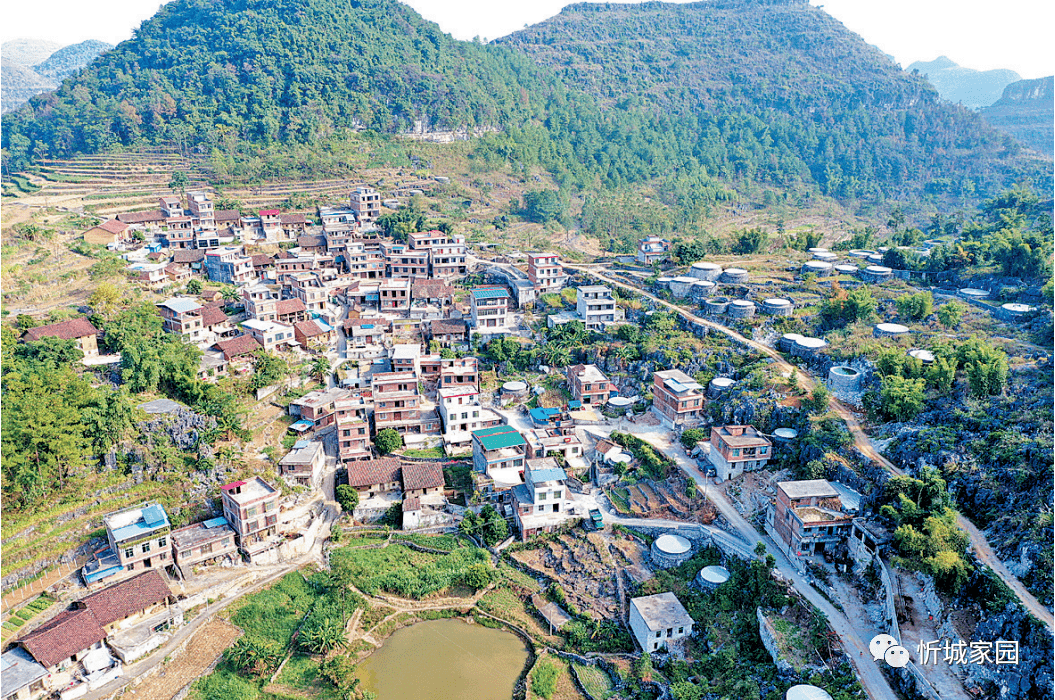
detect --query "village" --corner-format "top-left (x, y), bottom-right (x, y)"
top-left (1, 181), bottom-right (1048, 700)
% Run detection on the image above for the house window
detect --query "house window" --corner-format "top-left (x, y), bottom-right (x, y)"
top-left (158, 537), bottom-right (167, 547)
top-left (141, 542), bottom-right (151, 553)
top-left (656, 631), bottom-right (661, 638)
top-left (125, 548), bottom-right (134, 559)
top-left (678, 627), bottom-right (684, 634)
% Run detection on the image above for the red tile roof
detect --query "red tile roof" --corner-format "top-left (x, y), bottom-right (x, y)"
top-left (430, 319), bottom-right (467, 336)
top-left (19, 608), bottom-right (106, 669)
top-left (401, 462), bottom-right (444, 491)
top-left (346, 457), bottom-right (401, 489)
top-left (412, 279), bottom-right (454, 300)
top-left (251, 254), bottom-right (274, 267)
top-left (294, 319), bottom-right (329, 338)
top-left (259, 209), bottom-right (280, 216)
top-left (281, 214), bottom-right (307, 224)
top-left (94, 219), bottom-right (130, 235)
top-left (402, 495), bottom-right (421, 512)
top-left (172, 249), bottom-right (205, 263)
top-left (117, 209), bottom-right (166, 224)
top-left (78, 570), bottom-right (172, 627)
top-left (214, 209), bottom-right (241, 223)
top-left (198, 306), bottom-right (228, 327)
top-left (215, 334), bottom-right (262, 360)
top-left (298, 234), bottom-right (326, 248)
top-left (22, 317), bottom-right (99, 342)
top-left (275, 298), bottom-right (307, 316)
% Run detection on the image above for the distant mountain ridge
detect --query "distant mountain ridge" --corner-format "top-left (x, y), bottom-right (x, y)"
top-left (1, 38), bottom-right (112, 114)
top-left (980, 76), bottom-right (1055, 158)
top-left (907, 56), bottom-right (1020, 109)
top-left (1, 0), bottom-right (1051, 210)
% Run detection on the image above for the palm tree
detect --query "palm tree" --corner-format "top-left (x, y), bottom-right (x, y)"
top-left (309, 356), bottom-right (331, 383)
top-left (221, 284), bottom-right (240, 303)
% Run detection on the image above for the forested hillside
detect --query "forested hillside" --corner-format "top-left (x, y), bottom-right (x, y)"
top-left (2, 0), bottom-right (1051, 214)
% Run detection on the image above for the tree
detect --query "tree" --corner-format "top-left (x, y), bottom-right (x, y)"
top-left (309, 355), bottom-right (331, 383)
top-left (802, 385), bottom-right (830, 413)
top-left (89, 282), bottom-right (123, 319)
top-left (82, 389), bottom-right (140, 452)
top-left (374, 428), bottom-right (403, 454)
top-left (522, 189), bottom-right (564, 224)
top-left (895, 291), bottom-right (933, 321)
top-left (729, 227), bottom-right (768, 254)
top-left (335, 484), bottom-right (360, 513)
top-left (679, 427), bottom-right (708, 449)
top-left (672, 239), bottom-right (708, 264)
top-left (818, 281), bottom-right (875, 329)
top-left (956, 337), bottom-right (1008, 396)
top-left (936, 301), bottom-right (965, 328)
top-left (225, 637), bottom-right (281, 677)
top-left (925, 356), bottom-right (958, 393)
top-left (298, 617), bottom-right (348, 654)
top-left (879, 375), bottom-right (926, 421)
top-left (221, 284), bottom-right (241, 303)
top-left (478, 504), bottom-right (508, 546)
top-left (185, 278), bottom-right (203, 295)
top-left (249, 351), bottom-right (288, 391)
top-left (168, 171), bottom-right (188, 197)
top-left (463, 561), bottom-right (493, 589)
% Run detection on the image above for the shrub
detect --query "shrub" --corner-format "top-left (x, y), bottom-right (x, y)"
top-left (531, 659), bottom-right (560, 699)
top-left (375, 428), bottom-right (403, 454)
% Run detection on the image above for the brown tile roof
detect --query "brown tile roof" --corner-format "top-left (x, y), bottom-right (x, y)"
top-left (401, 462), bottom-right (444, 491)
top-left (298, 234), bottom-right (326, 248)
top-left (294, 319), bottom-right (329, 338)
top-left (147, 251), bottom-right (168, 261)
top-left (251, 254), bottom-right (274, 267)
top-left (22, 317), bottom-right (99, 342)
top-left (281, 214), bottom-right (308, 225)
top-left (117, 209), bottom-right (166, 224)
top-left (412, 279), bottom-right (454, 300)
top-left (78, 570), bottom-right (172, 627)
top-left (346, 457), bottom-right (401, 489)
top-left (172, 249), bottom-right (205, 263)
top-left (275, 298), bottom-right (307, 316)
top-left (198, 306), bottom-right (228, 327)
top-left (430, 319), bottom-right (466, 336)
top-left (402, 495), bottom-right (421, 512)
top-left (214, 209), bottom-right (241, 223)
top-left (95, 219), bottom-right (130, 235)
top-left (215, 334), bottom-right (262, 360)
top-left (19, 608), bottom-right (106, 669)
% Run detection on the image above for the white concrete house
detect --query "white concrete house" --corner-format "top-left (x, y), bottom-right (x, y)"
top-left (629, 592), bottom-right (694, 652)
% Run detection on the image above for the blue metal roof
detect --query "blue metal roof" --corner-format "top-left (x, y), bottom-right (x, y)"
top-left (529, 407), bottom-right (559, 423)
top-left (142, 504), bottom-right (167, 526)
top-left (83, 563), bottom-right (123, 584)
top-left (568, 400), bottom-right (582, 409)
top-left (202, 516), bottom-right (229, 529)
top-left (290, 420), bottom-right (313, 432)
top-left (110, 504), bottom-right (170, 542)
top-left (531, 467), bottom-right (567, 483)
top-left (293, 439), bottom-right (310, 449)
top-left (471, 287), bottom-right (509, 300)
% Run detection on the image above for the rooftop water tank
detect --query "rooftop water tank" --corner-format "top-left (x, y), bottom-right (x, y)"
top-left (651, 534), bottom-right (693, 569)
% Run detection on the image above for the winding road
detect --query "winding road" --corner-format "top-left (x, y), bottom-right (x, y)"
top-left (565, 263), bottom-right (1055, 635)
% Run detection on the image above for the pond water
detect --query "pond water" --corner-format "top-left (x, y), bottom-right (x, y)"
top-left (357, 619), bottom-right (529, 700)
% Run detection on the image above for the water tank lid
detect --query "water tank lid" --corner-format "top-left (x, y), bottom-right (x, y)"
top-left (834, 264), bottom-right (859, 272)
top-left (657, 277), bottom-right (674, 283)
top-left (654, 534), bottom-right (691, 554)
top-left (786, 685), bottom-right (834, 700)
top-left (865, 265), bottom-right (892, 273)
top-left (908, 349), bottom-right (935, 363)
top-left (782, 333), bottom-right (804, 341)
top-left (773, 428), bottom-right (798, 439)
top-left (503, 381), bottom-right (527, 391)
top-left (959, 287), bottom-right (988, 296)
top-left (764, 298), bottom-right (791, 306)
top-left (710, 377), bottom-right (736, 387)
top-left (830, 366), bottom-right (860, 376)
top-left (1002, 303), bottom-right (1034, 312)
top-left (608, 396), bottom-right (637, 407)
top-left (807, 247), bottom-right (829, 253)
top-left (804, 261), bottom-right (832, 268)
top-left (699, 565), bottom-right (730, 584)
top-left (876, 323), bottom-right (909, 333)
top-left (692, 280), bottom-right (716, 287)
top-left (730, 300), bottom-right (755, 307)
top-left (673, 275), bottom-right (697, 283)
top-left (692, 262), bottom-right (722, 270)
top-left (795, 337), bottom-right (828, 349)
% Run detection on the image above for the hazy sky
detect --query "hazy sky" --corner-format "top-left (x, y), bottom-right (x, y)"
top-left (2, 0), bottom-right (1051, 78)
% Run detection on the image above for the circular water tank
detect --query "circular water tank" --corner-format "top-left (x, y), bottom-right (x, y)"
top-left (786, 686), bottom-right (834, 700)
top-left (807, 247), bottom-right (829, 255)
top-left (828, 365), bottom-right (862, 391)
top-left (860, 265), bottom-right (892, 282)
top-left (696, 565), bottom-right (731, 589)
top-left (834, 264), bottom-right (860, 275)
top-left (689, 262), bottom-right (723, 281)
top-left (727, 299), bottom-right (756, 318)
top-left (958, 287), bottom-right (989, 299)
top-left (670, 276), bottom-right (697, 298)
top-left (813, 251), bottom-right (838, 262)
top-left (877, 246), bottom-right (890, 252)
top-left (866, 253), bottom-right (884, 264)
top-left (651, 534), bottom-right (693, 569)
top-left (761, 298), bottom-right (793, 316)
top-left (848, 249), bottom-right (875, 259)
top-left (502, 381), bottom-right (528, 395)
top-left (656, 277), bottom-right (674, 289)
top-left (874, 322), bottom-right (910, 337)
top-left (608, 396), bottom-right (637, 408)
top-left (720, 268), bottom-right (749, 284)
top-left (791, 336), bottom-right (828, 358)
top-left (801, 261), bottom-right (833, 277)
top-left (689, 280), bottom-right (717, 299)
top-left (1000, 303), bottom-right (1035, 317)
top-left (708, 376), bottom-right (736, 398)
top-left (704, 297), bottom-right (730, 315)
top-left (772, 427), bottom-right (799, 444)
top-left (907, 349), bottom-right (935, 364)
top-left (778, 333), bottom-right (803, 352)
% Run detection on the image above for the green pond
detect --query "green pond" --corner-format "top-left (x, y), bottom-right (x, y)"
top-left (357, 618), bottom-right (529, 699)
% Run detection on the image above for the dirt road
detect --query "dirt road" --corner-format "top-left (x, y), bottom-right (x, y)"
top-left (122, 619), bottom-right (242, 700)
top-left (566, 264), bottom-right (1055, 634)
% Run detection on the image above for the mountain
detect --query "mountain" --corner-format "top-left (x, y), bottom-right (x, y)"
top-left (33, 40), bottom-right (112, 82)
top-left (2, 38), bottom-right (64, 67)
top-left (2, 0), bottom-right (1051, 210)
top-left (980, 77), bottom-right (1055, 158)
top-left (907, 56), bottom-right (1021, 109)
top-left (1, 38), bottom-right (111, 114)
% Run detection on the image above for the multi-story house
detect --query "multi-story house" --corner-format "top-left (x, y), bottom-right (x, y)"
top-left (343, 317), bottom-right (389, 349)
top-left (287, 272), bottom-right (329, 315)
top-left (636, 236), bottom-right (670, 265)
top-left (220, 476), bottom-right (281, 555)
top-left (242, 319), bottom-right (296, 353)
top-left (170, 517), bottom-right (237, 573)
top-left (186, 191), bottom-right (215, 231)
top-left (204, 246), bottom-right (253, 285)
top-left (103, 502), bottom-right (171, 573)
top-left (429, 319), bottom-right (468, 347)
top-left (769, 480), bottom-right (853, 558)
top-left (708, 425), bottom-right (772, 481)
top-left (243, 284), bottom-right (279, 321)
top-left (567, 364), bottom-right (614, 405)
top-left (651, 369), bottom-right (706, 427)
top-left (158, 297), bottom-right (207, 344)
top-left (336, 412), bottom-right (372, 462)
top-left (470, 286), bottom-right (511, 333)
top-left (629, 593), bottom-right (693, 652)
top-left (437, 385), bottom-right (502, 454)
top-left (290, 388), bottom-right (347, 428)
top-left (527, 252), bottom-right (566, 293)
top-left (576, 285), bottom-right (623, 331)
top-left (512, 457), bottom-right (570, 539)
top-left (275, 254), bottom-right (321, 282)
top-left (471, 425), bottom-right (527, 500)
top-left (382, 241), bottom-right (430, 279)
top-left (127, 262), bottom-right (169, 286)
top-left (21, 318), bottom-right (100, 358)
top-left (525, 428), bottom-right (584, 466)
top-left (407, 230), bottom-right (468, 280)
top-left (259, 209), bottom-right (283, 240)
top-left (350, 186), bottom-right (381, 223)
top-left (343, 239), bottom-right (386, 279)
top-left (159, 195), bottom-right (184, 218)
top-left (380, 278), bottom-right (412, 312)
top-left (281, 214), bottom-right (309, 239)
top-left (279, 439), bottom-right (327, 487)
top-left (372, 371), bottom-right (438, 436)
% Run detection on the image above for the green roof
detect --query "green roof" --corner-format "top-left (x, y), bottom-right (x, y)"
top-left (473, 425), bottom-right (525, 450)
top-left (471, 287), bottom-right (509, 300)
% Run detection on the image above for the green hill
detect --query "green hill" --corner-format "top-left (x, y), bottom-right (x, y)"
top-left (2, 0), bottom-right (1051, 213)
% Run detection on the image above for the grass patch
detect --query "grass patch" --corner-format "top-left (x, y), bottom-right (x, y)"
top-left (608, 488), bottom-right (632, 514)
top-left (401, 446), bottom-right (445, 459)
top-left (331, 544), bottom-right (492, 599)
top-left (531, 657), bottom-right (560, 699)
top-left (395, 533), bottom-right (469, 550)
top-left (573, 663), bottom-right (615, 699)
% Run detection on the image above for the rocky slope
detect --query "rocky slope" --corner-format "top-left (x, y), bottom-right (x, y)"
top-left (980, 77), bottom-right (1055, 158)
top-left (1, 38), bottom-right (111, 114)
top-left (908, 55), bottom-right (1021, 109)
